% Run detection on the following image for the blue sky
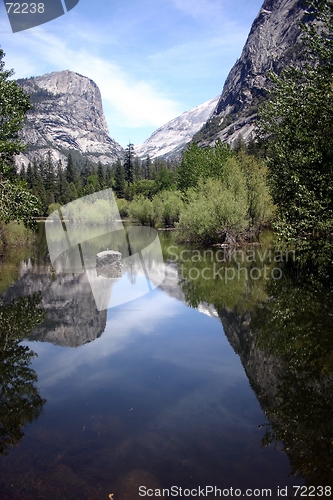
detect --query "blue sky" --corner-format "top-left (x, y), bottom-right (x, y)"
top-left (0, 0), bottom-right (263, 147)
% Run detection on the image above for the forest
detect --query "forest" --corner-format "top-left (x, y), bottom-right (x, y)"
top-left (1, 0), bottom-right (333, 266)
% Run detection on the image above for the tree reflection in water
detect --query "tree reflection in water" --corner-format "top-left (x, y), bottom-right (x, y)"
top-left (175, 243), bottom-right (333, 486)
top-left (0, 293), bottom-right (46, 455)
top-left (253, 264), bottom-right (333, 486)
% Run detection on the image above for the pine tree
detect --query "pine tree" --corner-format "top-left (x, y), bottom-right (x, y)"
top-left (124, 143), bottom-right (135, 185)
top-left (26, 162), bottom-right (33, 189)
top-left (114, 159), bottom-right (126, 198)
top-left (144, 155), bottom-right (152, 179)
top-left (65, 154), bottom-right (81, 198)
top-left (44, 151), bottom-right (56, 206)
top-left (105, 165), bottom-right (113, 188)
top-left (80, 159), bottom-right (91, 188)
top-left (97, 161), bottom-right (105, 189)
top-left (19, 164), bottom-right (26, 182)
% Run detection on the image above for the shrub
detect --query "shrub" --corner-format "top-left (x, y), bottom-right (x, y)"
top-left (177, 158), bottom-right (250, 244)
top-left (116, 198), bottom-right (129, 218)
top-left (237, 153), bottom-right (276, 228)
top-left (153, 190), bottom-right (184, 226)
top-left (129, 195), bottom-right (160, 226)
top-left (48, 203), bottom-right (61, 216)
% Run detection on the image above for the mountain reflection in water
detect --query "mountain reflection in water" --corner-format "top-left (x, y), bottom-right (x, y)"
top-left (0, 230), bottom-right (332, 498)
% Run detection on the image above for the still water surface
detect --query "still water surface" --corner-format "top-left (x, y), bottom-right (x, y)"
top-left (0, 225), bottom-right (332, 499)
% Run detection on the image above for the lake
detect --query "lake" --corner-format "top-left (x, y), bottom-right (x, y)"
top-left (0, 224), bottom-right (332, 499)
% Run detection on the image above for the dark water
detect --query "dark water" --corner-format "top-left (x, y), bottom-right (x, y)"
top-left (0, 226), bottom-right (332, 499)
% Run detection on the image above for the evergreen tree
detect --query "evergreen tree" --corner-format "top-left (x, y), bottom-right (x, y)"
top-left (134, 157), bottom-right (142, 181)
top-left (80, 159), bottom-right (91, 188)
top-left (26, 162), bottom-right (33, 189)
top-left (44, 151), bottom-right (56, 207)
top-left (124, 142), bottom-right (135, 185)
top-left (65, 153), bottom-right (81, 196)
top-left (97, 161), bottom-right (105, 189)
top-left (105, 165), bottom-right (113, 188)
top-left (56, 160), bottom-right (71, 205)
top-left (144, 155), bottom-right (152, 179)
top-left (114, 159), bottom-right (126, 198)
top-left (19, 164), bottom-right (26, 182)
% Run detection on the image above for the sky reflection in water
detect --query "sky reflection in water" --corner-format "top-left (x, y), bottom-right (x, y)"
top-left (18, 283), bottom-right (300, 492)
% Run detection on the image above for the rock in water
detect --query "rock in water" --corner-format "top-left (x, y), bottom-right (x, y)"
top-left (96, 250), bottom-right (122, 279)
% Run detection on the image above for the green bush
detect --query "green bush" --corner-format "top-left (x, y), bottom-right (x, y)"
top-left (129, 195), bottom-right (160, 226)
top-left (131, 179), bottom-right (158, 199)
top-left (153, 190), bottom-right (184, 226)
top-left (177, 171), bottom-right (249, 245)
top-left (0, 221), bottom-right (33, 249)
top-left (176, 154), bottom-right (275, 245)
top-left (48, 203), bottom-right (61, 216)
top-left (116, 198), bottom-right (129, 218)
top-left (237, 153), bottom-right (276, 228)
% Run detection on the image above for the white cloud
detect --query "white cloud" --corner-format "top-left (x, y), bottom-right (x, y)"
top-left (25, 291), bottom-right (183, 392)
top-left (2, 26), bottom-right (182, 130)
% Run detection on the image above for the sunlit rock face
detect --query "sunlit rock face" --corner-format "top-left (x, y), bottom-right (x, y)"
top-left (194, 0), bottom-right (308, 146)
top-left (134, 96), bottom-right (219, 161)
top-left (16, 70), bottom-right (124, 166)
top-left (135, 0), bottom-right (308, 158)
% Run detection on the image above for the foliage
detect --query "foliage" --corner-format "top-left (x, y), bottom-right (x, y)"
top-left (115, 197), bottom-right (129, 218)
top-left (61, 197), bottom-right (117, 225)
top-left (238, 152), bottom-right (276, 228)
top-left (0, 49), bottom-right (31, 168)
top-left (0, 176), bottom-right (40, 229)
top-left (47, 202), bottom-right (61, 216)
top-left (130, 179), bottom-right (158, 199)
top-left (0, 293), bottom-right (46, 455)
top-left (177, 172), bottom-right (249, 245)
top-left (176, 153), bottom-right (275, 245)
top-left (177, 139), bottom-right (233, 191)
top-left (128, 195), bottom-right (161, 226)
top-left (155, 167), bottom-right (176, 191)
top-left (256, 0), bottom-right (333, 244)
top-left (253, 264), bottom-right (333, 484)
top-left (0, 48), bottom-right (40, 236)
top-left (153, 190), bottom-right (184, 226)
top-left (0, 221), bottom-right (33, 251)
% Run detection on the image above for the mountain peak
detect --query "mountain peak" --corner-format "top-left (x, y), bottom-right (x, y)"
top-left (135, 96), bottom-right (219, 160)
top-left (17, 70), bottom-right (124, 166)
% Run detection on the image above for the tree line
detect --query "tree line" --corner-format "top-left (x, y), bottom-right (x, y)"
top-left (17, 146), bottom-right (177, 216)
top-left (1, 0), bottom-right (332, 256)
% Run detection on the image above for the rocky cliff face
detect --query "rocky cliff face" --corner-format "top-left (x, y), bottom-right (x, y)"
top-left (17, 70), bottom-right (124, 166)
top-left (194, 0), bottom-right (308, 146)
top-left (134, 96), bottom-right (219, 160)
top-left (134, 0), bottom-right (308, 157)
